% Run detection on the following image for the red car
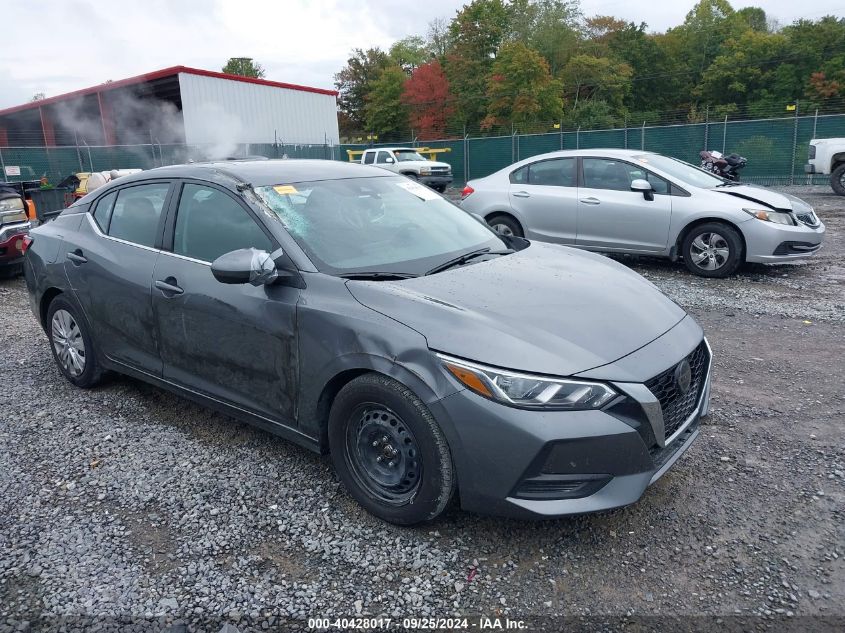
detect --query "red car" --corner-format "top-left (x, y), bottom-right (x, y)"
top-left (0, 188), bottom-right (32, 276)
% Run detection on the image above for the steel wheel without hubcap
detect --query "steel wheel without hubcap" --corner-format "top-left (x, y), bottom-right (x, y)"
top-left (345, 404), bottom-right (422, 505)
top-left (51, 309), bottom-right (86, 377)
top-left (689, 232), bottom-right (730, 271)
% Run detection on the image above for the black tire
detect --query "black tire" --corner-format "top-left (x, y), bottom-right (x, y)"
top-left (433, 185), bottom-right (447, 193)
top-left (681, 222), bottom-right (743, 278)
top-left (404, 173), bottom-right (419, 181)
top-left (486, 213), bottom-right (524, 238)
top-left (328, 373), bottom-right (456, 525)
top-left (0, 264), bottom-right (22, 279)
top-left (45, 295), bottom-right (103, 388)
top-left (831, 163), bottom-right (845, 196)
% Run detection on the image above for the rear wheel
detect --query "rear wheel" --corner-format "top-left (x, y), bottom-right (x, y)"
top-left (46, 296), bottom-right (103, 388)
top-left (831, 163), bottom-right (845, 196)
top-left (681, 222), bottom-right (743, 278)
top-left (486, 213), bottom-right (523, 238)
top-left (328, 374), bottom-right (455, 525)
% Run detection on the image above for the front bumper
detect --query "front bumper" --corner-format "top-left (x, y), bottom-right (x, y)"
top-left (419, 174), bottom-right (453, 188)
top-left (431, 337), bottom-right (712, 519)
top-left (0, 221), bottom-right (31, 266)
top-left (804, 163), bottom-right (816, 174)
top-left (743, 218), bottom-right (825, 263)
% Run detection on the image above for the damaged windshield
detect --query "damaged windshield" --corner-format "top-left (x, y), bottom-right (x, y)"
top-left (254, 176), bottom-right (503, 275)
top-left (632, 154), bottom-right (725, 189)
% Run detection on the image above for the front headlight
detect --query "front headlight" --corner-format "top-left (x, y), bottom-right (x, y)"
top-left (437, 353), bottom-right (617, 410)
top-left (743, 208), bottom-right (796, 226)
top-left (419, 167), bottom-right (431, 176)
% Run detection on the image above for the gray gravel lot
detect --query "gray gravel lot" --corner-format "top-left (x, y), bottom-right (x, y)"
top-left (1, 186), bottom-right (843, 631)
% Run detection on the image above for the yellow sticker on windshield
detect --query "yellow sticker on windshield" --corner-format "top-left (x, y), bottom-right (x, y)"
top-left (273, 185), bottom-right (298, 195)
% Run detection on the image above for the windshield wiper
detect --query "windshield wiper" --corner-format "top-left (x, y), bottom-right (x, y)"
top-left (338, 271), bottom-right (419, 281)
top-left (715, 181), bottom-right (741, 187)
top-left (425, 247), bottom-right (514, 276)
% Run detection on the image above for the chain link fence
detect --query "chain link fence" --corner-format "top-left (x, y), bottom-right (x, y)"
top-left (3, 110), bottom-right (844, 188)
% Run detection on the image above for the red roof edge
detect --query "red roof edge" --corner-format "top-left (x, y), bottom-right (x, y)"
top-left (0, 65), bottom-right (338, 117)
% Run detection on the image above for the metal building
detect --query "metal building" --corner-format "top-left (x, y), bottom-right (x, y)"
top-left (0, 66), bottom-right (339, 148)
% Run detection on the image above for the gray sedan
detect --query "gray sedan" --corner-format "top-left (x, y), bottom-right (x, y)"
top-left (25, 160), bottom-right (709, 524)
top-left (460, 149), bottom-right (825, 277)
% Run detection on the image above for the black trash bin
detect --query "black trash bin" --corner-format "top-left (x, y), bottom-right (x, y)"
top-left (25, 188), bottom-right (71, 223)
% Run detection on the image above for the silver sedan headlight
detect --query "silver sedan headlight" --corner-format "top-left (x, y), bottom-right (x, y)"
top-left (436, 353), bottom-right (617, 410)
top-left (743, 208), bottom-right (796, 226)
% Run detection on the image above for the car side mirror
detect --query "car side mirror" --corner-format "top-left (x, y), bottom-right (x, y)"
top-left (212, 248), bottom-right (279, 286)
top-left (385, 157), bottom-right (395, 164)
top-left (631, 179), bottom-right (654, 201)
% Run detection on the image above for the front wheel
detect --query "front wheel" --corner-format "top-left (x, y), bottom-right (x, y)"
top-left (486, 213), bottom-right (524, 238)
top-left (831, 163), bottom-right (845, 196)
top-left (681, 222), bottom-right (743, 278)
top-left (328, 374), bottom-right (456, 525)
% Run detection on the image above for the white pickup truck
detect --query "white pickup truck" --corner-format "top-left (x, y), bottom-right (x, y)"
top-left (360, 147), bottom-right (453, 192)
top-left (805, 138), bottom-right (845, 195)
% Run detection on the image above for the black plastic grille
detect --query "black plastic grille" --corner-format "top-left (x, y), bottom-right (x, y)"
top-left (645, 342), bottom-right (709, 440)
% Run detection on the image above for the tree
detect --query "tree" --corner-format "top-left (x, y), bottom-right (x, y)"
top-left (446, 0), bottom-right (513, 128)
top-left (427, 18), bottom-right (452, 58)
top-left (521, 0), bottom-right (582, 76)
top-left (364, 66), bottom-right (409, 139)
top-left (482, 41), bottom-right (563, 130)
top-left (335, 48), bottom-right (391, 132)
top-left (30, 93), bottom-right (46, 102)
top-left (222, 57), bottom-right (265, 78)
top-left (390, 36), bottom-right (430, 72)
top-left (402, 60), bottom-right (455, 139)
top-left (560, 54), bottom-right (633, 110)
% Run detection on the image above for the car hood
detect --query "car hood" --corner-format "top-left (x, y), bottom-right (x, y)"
top-left (710, 184), bottom-right (801, 211)
top-left (402, 160), bottom-right (451, 169)
top-left (346, 242), bottom-right (686, 377)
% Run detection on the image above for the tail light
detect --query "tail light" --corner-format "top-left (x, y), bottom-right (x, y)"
top-left (20, 235), bottom-right (33, 254)
top-left (461, 185), bottom-right (475, 198)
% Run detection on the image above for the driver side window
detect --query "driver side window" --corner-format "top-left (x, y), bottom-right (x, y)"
top-left (173, 184), bottom-right (273, 263)
top-left (376, 151), bottom-right (393, 164)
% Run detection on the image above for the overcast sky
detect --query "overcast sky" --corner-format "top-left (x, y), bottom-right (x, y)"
top-left (1, 0), bottom-right (842, 109)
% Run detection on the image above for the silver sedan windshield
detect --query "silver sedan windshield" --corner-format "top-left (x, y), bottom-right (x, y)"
top-left (632, 154), bottom-right (725, 189)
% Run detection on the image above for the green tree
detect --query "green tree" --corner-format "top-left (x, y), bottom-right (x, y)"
top-left (523, 0), bottom-right (581, 75)
top-left (560, 54), bottom-right (633, 111)
top-left (446, 0), bottom-right (513, 128)
top-left (608, 23), bottom-right (681, 111)
top-left (364, 66), bottom-right (409, 139)
top-left (697, 30), bottom-right (788, 104)
top-left (335, 48), bottom-right (391, 132)
top-left (390, 36), bottom-right (430, 72)
top-left (222, 57), bottom-right (265, 78)
top-left (482, 41), bottom-right (563, 130)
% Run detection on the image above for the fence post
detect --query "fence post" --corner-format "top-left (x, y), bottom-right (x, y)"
top-left (790, 103), bottom-right (799, 186)
top-left (0, 146), bottom-right (5, 177)
top-left (624, 117), bottom-right (628, 149)
top-left (75, 132), bottom-right (84, 171)
top-left (576, 127), bottom-right (580, 149)
top-left (722, 114), bottom-right (728, 154)
top-left (559, 119), bottom-right (563, 150)
top-left (812, 108), bottom-right (818, 140)
top-left (511, 123), bottom-right (516, 163)
top-left (704, 105), bottom-right (709, 150)
top-left (463, 125), bottom-right (469, 183)
top-left (641, 121), bottom-right (646, 150)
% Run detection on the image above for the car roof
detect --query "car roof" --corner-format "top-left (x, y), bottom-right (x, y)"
top-left (363, 147), bottom-right (416, 152)
top-left (100, 159), bottom-right (389, 189)
top-left (522, 149), bottom-right (656, 161)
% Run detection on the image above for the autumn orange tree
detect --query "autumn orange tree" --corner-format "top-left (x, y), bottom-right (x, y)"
top-left (402, 61), bottom-right (455, 139)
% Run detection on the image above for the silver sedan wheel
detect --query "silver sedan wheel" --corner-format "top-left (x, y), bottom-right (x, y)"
top-left (491, 223), bottom-right (514, 237)
top-left (51, 309), bottom-right (86, 377)
top-left (689, 232), bottom-right (730, 271)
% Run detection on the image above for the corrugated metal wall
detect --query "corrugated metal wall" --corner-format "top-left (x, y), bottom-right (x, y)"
top-left (178, 73), bottom-right (339, 146)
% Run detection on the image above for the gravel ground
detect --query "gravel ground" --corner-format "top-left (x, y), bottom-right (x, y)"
top-left (1, 186), bottom-right (843, 632)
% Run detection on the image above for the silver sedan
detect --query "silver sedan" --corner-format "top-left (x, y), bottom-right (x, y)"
top-left (460, 149), bottom-right (825, 277)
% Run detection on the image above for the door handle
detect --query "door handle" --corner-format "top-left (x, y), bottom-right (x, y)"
top-left (512, 191), bottom-right (530, 198)
top-left (580, 197), bottom-right (601, 205)
top-left (155, 278), bottom-right (184, 296)
top-left (66, 250), bottom-right (88, 265)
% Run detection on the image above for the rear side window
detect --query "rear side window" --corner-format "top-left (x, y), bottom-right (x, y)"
top-left (173, 184), bottom-right (273, 263)
top-left (92, 191), bottom-right (117, 232)
top-left (108, 183), bottom-right (169, 248)
top-left (363, 152), bottom-right (375, 165)
top-left (509, 159), bottom-right (576, 187)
